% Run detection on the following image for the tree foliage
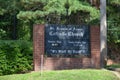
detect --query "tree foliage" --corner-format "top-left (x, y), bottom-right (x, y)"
top-left (107, 0), bottom-right (120, 62)
top-left (107, 0), bottom-right (120, 43)
top-left (17, 0), bottom-right (100, 24)
top-left (0, 0), bottom-right (100, 40)
top-left (109, 0), bottom-right (120, 5)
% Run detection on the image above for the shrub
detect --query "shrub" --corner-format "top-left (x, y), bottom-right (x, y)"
top-left (106, 64), bottom-right (120, 69)
top-left (0, 40), bottom-right (33, 75)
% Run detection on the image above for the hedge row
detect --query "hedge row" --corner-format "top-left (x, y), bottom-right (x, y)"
top-left (0, 40), bottom-right (33, 75)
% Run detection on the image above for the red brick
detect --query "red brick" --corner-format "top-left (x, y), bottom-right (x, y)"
top-left (33, 25), bottom-right (100, 71)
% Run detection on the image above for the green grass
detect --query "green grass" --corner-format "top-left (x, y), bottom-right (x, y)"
top-left (0, 69), bottom-right (119, 80)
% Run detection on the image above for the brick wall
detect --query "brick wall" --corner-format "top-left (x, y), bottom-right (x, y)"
top-left (33, 24), bottom-right (44, 71)
top-left (90, 26), bottom-right (100, 68)
top-left (33, 25), bottom-right (100, 71)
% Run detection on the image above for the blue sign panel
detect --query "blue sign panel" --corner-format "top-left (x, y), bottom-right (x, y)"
top-left (45, 24), bottom-right (90, 57)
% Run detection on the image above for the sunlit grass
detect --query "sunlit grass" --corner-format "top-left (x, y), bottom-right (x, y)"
top-left (0, 69), bottom-right (119, 80)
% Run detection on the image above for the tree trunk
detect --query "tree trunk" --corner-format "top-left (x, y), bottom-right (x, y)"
top-left (100, 0), bottom-right (107, 67)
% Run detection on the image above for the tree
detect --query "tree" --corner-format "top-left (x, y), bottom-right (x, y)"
top-left (100, 0), bottom-right (107, 67)
top-left (107, 0), bottom-right (120, 63)
top-left (107, 0), bottom-right (120, 43)
top-left (0, 0), bottom-right (100, 40)
top-left (17, 0), bottom-right (100, 24)
top-left (0, 0), bottom-right (21, 39)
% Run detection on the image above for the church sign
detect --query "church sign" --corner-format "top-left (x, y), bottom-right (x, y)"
top-left (45, 24), bottom-right (90, 57)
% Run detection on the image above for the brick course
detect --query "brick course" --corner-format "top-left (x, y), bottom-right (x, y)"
top-left (33, 24), bottom-right (100, 71)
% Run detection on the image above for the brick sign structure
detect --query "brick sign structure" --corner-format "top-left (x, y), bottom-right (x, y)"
top-left (33, 24), bottom-right (100, 71)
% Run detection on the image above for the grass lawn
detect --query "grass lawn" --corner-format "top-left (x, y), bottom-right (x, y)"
top-left (0, 69), bottom-right (119, 80)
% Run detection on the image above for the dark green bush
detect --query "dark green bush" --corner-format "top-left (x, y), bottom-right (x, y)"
top-left (0, 40), bottom-right (33, 75)
top-left (106, 64), bottom-right (120, 69)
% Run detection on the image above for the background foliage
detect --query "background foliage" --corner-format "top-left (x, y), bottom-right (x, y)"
top-left (107, 0), bottom-right (120, 62)
top-left (0, 40), bottom-right (33, 75)
top-left (0, 0), bottom-right (100, 40)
